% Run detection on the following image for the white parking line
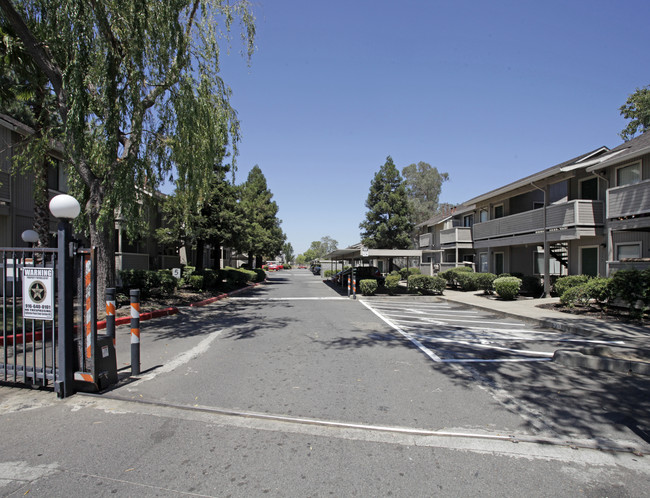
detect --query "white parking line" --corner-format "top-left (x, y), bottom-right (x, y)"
top-left (360, 300), bottom-right (442, 362)
top-left (230, 297), bottom-right (349, 301)
top-left (360, 299), bottom-right (605, 364)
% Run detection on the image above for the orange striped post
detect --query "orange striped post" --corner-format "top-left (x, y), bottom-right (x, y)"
top-left (130, 289), bottom-right (140, 375)
top-left (84, 258), bottom-right (92, 359)
top-left (106, 288), bottom-right (116, 345)
top-left (347, 275), bottom-right (351, 297)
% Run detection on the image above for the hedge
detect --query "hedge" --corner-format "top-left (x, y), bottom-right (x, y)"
top-left (399, 267), bottom-right (421, 280)
top-left (408, 275), bottom-right (446, 295)
top-left (554, 275), bottom-right (591, 298)
top-left (385, 274), bottom-right (401, 295)
top-left (493, 276), bottom-right (522, 300)
top-left (439, 266), bottom-right (474, 288)
top-left (360, 279), bottom-right (378, 296)
top-left (475, 273), bottom-right (497, 294)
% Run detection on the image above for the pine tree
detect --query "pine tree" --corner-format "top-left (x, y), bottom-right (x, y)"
top-left (360, 156), bottom-right (413, 249)
top-left (239, 166), bottom-right (285, 267)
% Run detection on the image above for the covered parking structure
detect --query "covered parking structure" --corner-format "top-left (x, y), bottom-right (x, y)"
top-left (323, 245), bottom-right (423, 276)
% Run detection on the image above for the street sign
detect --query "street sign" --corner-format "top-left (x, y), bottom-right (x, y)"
top-left (361, 246), bottom-right (369, 257)
top-left (22, 267), bottom-right (55, 320)
top-left (172, 268), bottom-right (182, 279)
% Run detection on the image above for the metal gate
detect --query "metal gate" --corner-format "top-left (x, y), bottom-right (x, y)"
top-left (0, 241), bottom-right (116, 397)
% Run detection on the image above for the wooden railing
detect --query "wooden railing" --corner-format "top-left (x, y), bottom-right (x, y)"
top-left (606, 180), bottom-right (650, 219)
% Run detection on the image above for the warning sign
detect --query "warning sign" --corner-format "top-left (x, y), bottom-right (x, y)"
top-left (22, 267), bottom-right (55, 320)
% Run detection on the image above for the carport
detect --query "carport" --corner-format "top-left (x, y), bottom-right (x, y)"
top-left (324, 245), bottom-right (422, 275)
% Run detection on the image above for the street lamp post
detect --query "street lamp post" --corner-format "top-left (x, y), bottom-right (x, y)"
top-left (49, 194), bottom-right (81, 398)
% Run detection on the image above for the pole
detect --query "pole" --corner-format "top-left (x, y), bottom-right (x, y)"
top-left (55, 221), bottom-right (74, 398)
top-left (352, 268), bottom-right (356, 300)
top-left (106, 288), bottom-right (116, 345)
top-left (130, 289), bottom-right (141, 375)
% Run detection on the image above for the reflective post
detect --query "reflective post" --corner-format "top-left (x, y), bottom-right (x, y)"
top-left (105, 288), bottom-right (116, 345)
top-left (130, 289), bottom-right (140, 375)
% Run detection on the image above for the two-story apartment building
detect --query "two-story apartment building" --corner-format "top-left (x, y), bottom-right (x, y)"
top-left (416, 133), bottom-right (650, 283)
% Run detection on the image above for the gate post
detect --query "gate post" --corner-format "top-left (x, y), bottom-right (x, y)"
top-left (55, 220), bottom-right (75, 398)
top-left (50, 194), bottom-right (81, 398)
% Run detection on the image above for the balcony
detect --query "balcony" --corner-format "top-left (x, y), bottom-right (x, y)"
top-left (606, 179), bottom-right (650, 219)
top-left (440, 227), bottom-right (472, 246)
top-left (473, 200), bottom-right (604, 243)
top-left (418, 233), bottom-right (433, 249)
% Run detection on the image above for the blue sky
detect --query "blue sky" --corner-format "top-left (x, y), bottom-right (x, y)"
top-left (216, 0), bottom-right (650, 255)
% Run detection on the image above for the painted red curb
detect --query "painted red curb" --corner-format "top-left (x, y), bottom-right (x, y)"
top-left (0, 330), bottom-right (52, 346)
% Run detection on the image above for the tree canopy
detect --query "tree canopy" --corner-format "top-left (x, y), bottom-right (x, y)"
top-left (301, 236), bottom-right (338, 262)
top-left (238, 165), bottom-right (285, 267)
top-left (401, 161), bottom-right (449, 225)
top-left (359, 156), bottom-right (413, 249)
top-left (0, 0), bottom-right (256, 297)
top-left (620, 85), bottom-right (650, 141)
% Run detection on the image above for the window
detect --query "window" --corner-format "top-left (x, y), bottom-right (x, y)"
top-left (479, 209), bottom-right (488, 223)
top-left (479, 253), bottom-right (488, 273)
top-left (580, 177), bottom-right (598, 200)
top-left (47, 159), bottom-right (68, 192)
top-left (463, 214), bottom-right (474, 227)
top-left (533, 202), bottom-right (544, 210)
top-left (615, 243), bottom-right (641, 260)
top-left (534, 252), bottom-right (562, 275)
top-left (616, 162), bottom-right (641, 187)
top-left (493, 204), bottom-right (504, 219)
top-left (462, 254), bottom-right (474, 262)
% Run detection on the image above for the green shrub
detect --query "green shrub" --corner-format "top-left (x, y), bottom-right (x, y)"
top-left (283, 264), bottom-right (292, 269)
top-left (222, 267), bottom-right (252, 289)
top-left (455, 272), bottom-right (479, 291)
top-left (157, 270), bottom-right (178, 296)
top-left (554, 275), bottom-right (591, 298)
top-left (324, 270), bottom-right (336, 278)
top-left (119, 269), bottom-right (155, 297)
top-left (609, 269), bottom-right (650, 319)
top-left (253, 268), bottom-right (267, 283)
top-left (408, 275), bottom-right (446, 295)
top-left (360, 279), bottom-right (378, 296)
top-left (560, 285), bottom-right (590, 308)
top-left (181, 266), bottom-right (196, 285)
top-left (475, 273), bottom-right (497, 294)
top-left (385, 274), bottom-right (401, 295)
top-left (439, 266), bottom-right (474, 288)
top-left (493, 276), bottom-right (522, 300)
top-left (189, 275), bottom-right (204, 291)
top-left (584, 277), bottom-right (611, 310)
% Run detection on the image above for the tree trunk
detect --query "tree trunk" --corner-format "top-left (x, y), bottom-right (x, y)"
top-left (33, 159), bottom-right (50, 247)
top-left (247, 253), bottom-right (253, 268)
top-left (86, 180), bottom-right (114, 312)
top-left (195, 239), bottom-right (205, 271)
top-left (255, 255), bottom-right (263, 269)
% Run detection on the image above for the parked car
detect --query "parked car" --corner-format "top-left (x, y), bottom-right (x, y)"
top-left (337, 266), bottom-right (384, 289)
top-left (311, 264), bottom-right (321, 276)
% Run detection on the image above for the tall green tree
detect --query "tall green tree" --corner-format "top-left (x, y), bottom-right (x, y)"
top-left (239, 165), bottom-right (285, 267)
top-left (282, 242), bottom-right (295, 264)
top-left (301, 236), bottom-right (338, 261)
top-left (359, 156), bottom-right (413, 250)
top-left (0, 19), bottom-right (59, 246)
top-left (620, 85), bottom-right (650, 141)
top-left (0, 0), bottom-right (255, 299)
top-left (401, 161), bottom-right (449, 225)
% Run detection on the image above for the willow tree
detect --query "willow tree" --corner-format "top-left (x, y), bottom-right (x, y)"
top-left (0, 0), bottom-right (255, 298)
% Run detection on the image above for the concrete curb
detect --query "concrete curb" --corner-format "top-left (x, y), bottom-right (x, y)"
top-left (553, 350), bottom-right (650, 376)
top-left (439, 294), bottom-right (650, 376)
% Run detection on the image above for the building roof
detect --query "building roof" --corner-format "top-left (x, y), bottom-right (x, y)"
top-left (586, 131), bottom-right (650, 172)
top-left (461, 146), bottom-right (610, 205)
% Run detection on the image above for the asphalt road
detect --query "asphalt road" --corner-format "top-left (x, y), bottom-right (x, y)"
top-left (1, 268), bottom-right (649, 496)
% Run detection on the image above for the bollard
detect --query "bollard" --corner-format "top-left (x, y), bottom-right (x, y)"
top-left (84, 257), bottom-right (92, 359)
top-left (352, 270), bottom-right (356, 300)
top-left (105, 288), bottom-right (116, 345)
top-left (130, 289), bottom-right (140, 375)
top-left (347, 275), bottom-right (351, 297)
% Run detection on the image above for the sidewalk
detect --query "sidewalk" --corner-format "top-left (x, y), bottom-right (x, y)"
top-left (440, 289), bottom-right (650, 375)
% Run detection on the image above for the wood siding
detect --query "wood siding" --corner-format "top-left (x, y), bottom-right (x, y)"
top-left (606, 179), bottom-right (650, 219)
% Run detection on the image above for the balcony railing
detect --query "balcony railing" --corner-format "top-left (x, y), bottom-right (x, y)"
top-left (440, 227), bottom-right (472, 246)
top-left (473, 200), bottom-right (604, 241)
top-left (419, 233), bottom-right (433, 248)
top-left (606, 179), bottom-right (650, 219)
